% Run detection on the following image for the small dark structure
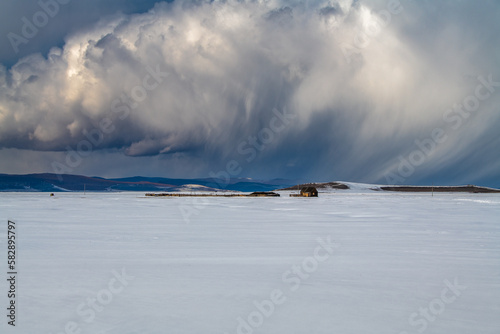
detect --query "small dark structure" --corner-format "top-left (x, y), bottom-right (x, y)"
top-left (300, 186), bottom-right (318, 197)
top-left (248, 191), bottom-right (280, 197)
top-left (290, 186), bottom-right (318, 197)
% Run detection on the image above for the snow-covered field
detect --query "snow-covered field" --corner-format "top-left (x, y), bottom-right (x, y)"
top-left (1, 189), bottom-right (499, 334)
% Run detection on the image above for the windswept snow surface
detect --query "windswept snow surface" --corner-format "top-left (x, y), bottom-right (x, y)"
top-left (1, 191), bottom-right (499, 334)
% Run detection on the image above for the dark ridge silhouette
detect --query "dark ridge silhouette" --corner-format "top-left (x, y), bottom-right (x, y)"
top-left (279, 182), bottom-right (350, 191)
top-left (380, 185), bottom-right (500, 193)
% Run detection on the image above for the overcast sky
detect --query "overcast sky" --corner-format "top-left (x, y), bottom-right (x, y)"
top-left (0, 0), bottom-right (499, 186)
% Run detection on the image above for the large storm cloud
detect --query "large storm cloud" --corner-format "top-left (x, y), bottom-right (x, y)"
top-left (0, 0), bottom-right (499, 185)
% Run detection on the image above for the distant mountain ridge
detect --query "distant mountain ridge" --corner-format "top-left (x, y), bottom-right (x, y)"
top-left (0, 173), bottom-right (294, 192)
top-left (278, 182), bottom-right (350, 191)
top-left (1, 174), bottom-right (499, 193)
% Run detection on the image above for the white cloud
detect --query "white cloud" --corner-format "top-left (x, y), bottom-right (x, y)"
top-left (0, 0), bottom-right (499, 184)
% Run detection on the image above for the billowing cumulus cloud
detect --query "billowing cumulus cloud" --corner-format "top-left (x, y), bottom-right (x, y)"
top-left (0, 0), bottom-right (499, 185)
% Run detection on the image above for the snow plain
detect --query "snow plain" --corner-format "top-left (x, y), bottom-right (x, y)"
top-left (1, 188), bottom-right (499, 334)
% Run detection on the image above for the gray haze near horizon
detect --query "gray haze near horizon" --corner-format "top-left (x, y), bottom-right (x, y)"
top-left (0, 0), bottom-right (499, 187)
